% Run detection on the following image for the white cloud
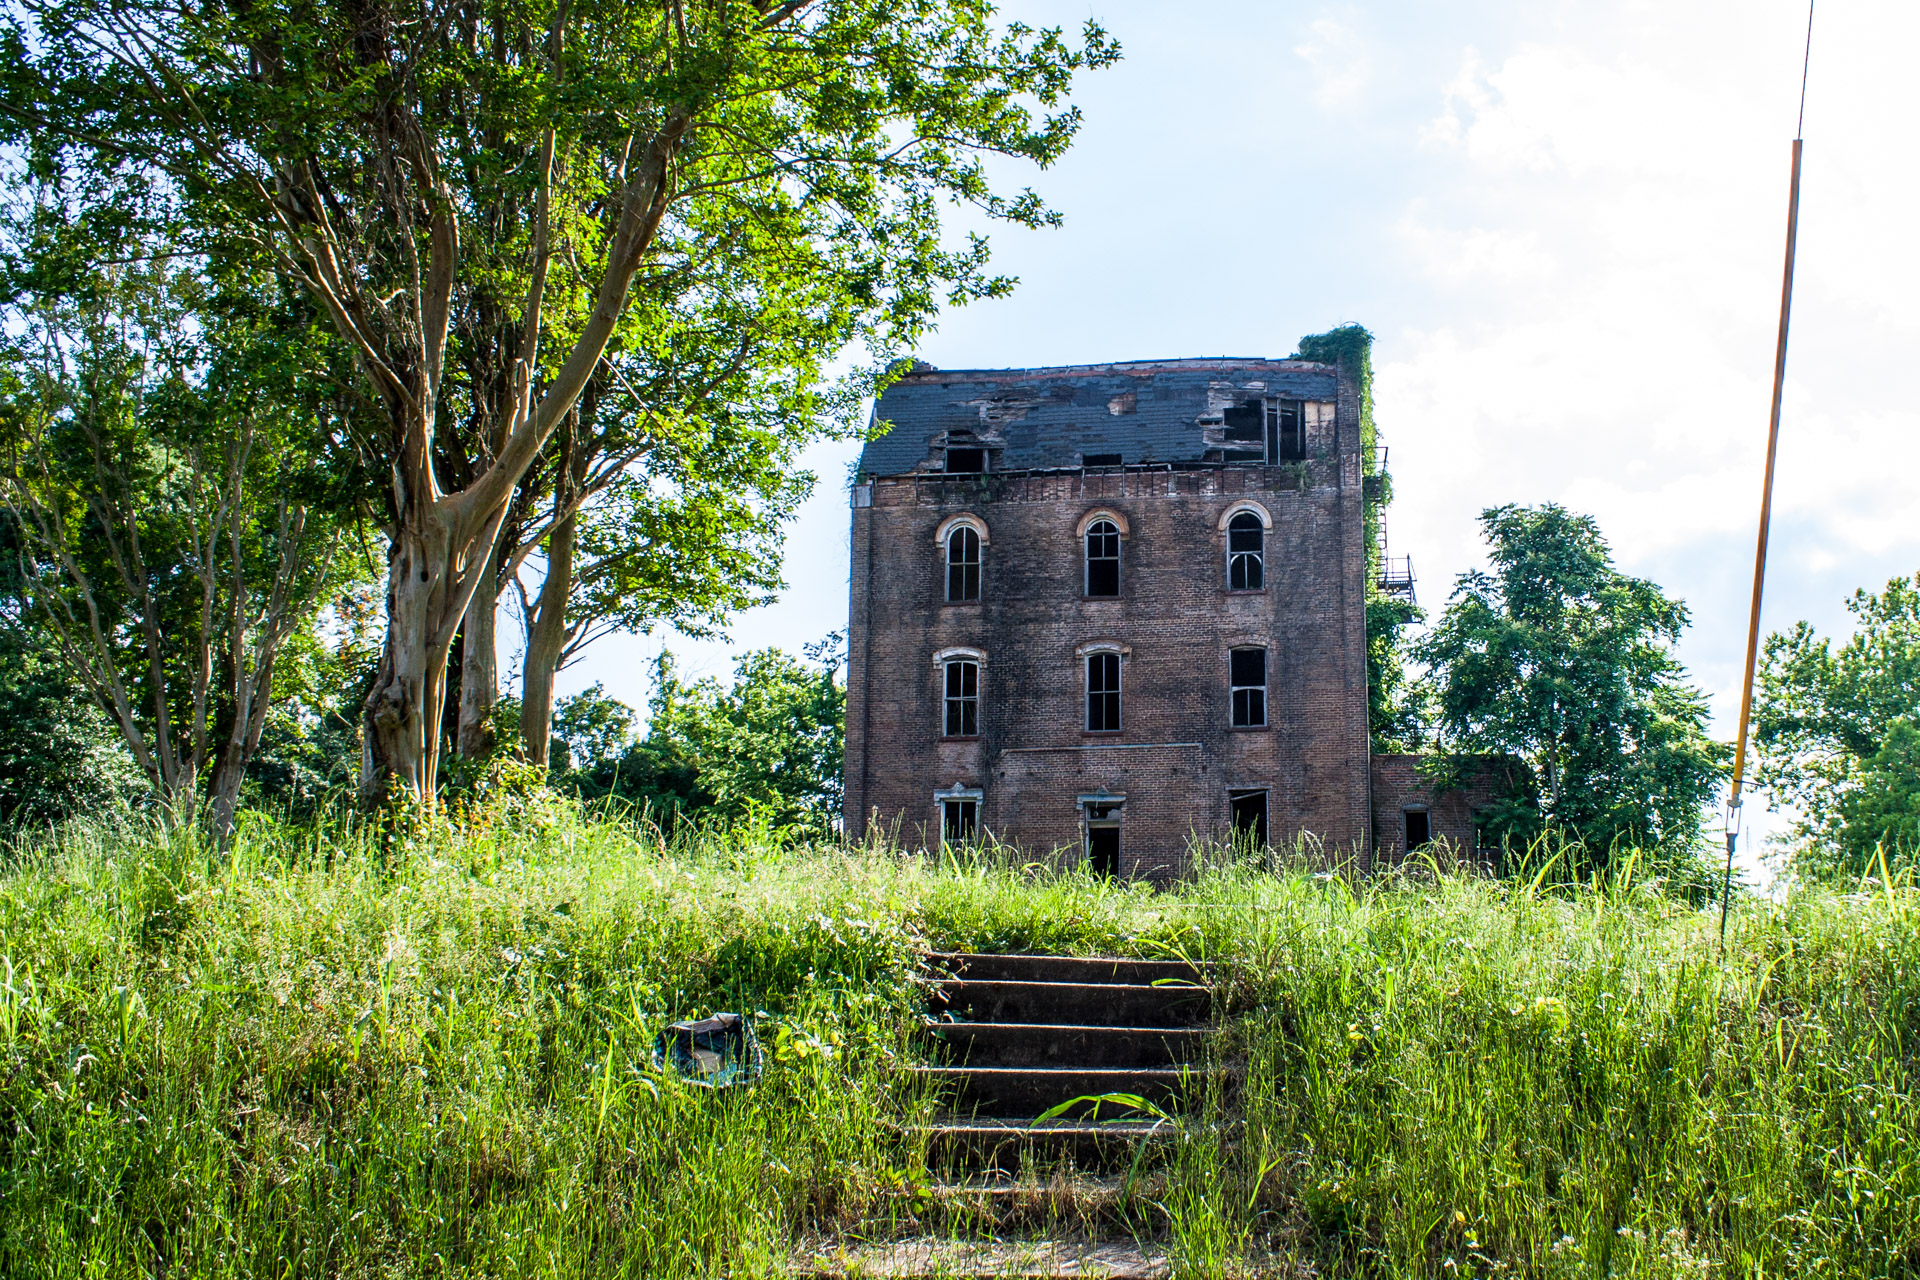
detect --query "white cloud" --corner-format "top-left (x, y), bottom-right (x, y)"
top-left (1294, 16), bottom-right (1372, 109)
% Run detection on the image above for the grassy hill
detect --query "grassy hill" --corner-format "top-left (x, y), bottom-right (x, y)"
top-left (1, 802), bottom-right (1915, 1277)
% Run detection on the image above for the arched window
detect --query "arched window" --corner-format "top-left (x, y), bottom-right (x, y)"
top-left (1085, 519), bottom-right (1121, 597)
top-left (946, 525), bottom-right (981, 601)
top-left (942, 658), bottom-right (980, 737)
top-left (1227, 511), bottom-right (1264, 590)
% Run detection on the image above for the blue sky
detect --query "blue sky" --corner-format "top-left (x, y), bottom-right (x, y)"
top-left (558, 0), bottom-right (1919, 868)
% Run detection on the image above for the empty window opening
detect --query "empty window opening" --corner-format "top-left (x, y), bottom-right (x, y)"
top-left (942, 799), bottom-right (978, 843)
top-left (943, 659), bottom-right (979, 737)
top-left (1086, 651), bottom-right (1122, 732)
top-left (1230, 647), bottom-right (1267, 728)
top-left (1084, 519), bottom-right (1121, 596)
top-left (945, 446), bottom-right (986, 473)
top-left (1085, 801), bottom-right (1121, 877)
top-left (1269, 400), bottom-right (1305, 462)
top-left (1083, 452), bottom-right (1123, 467)
top-left (1222, 400), bottom-right (1265, 462)
top-left (1227, 512), bottom-right (1264, 591)
top-left (945, 525), bottom-right (981, 601)
top-left (1403, 808), bottom-right (1431, 851)
top-left (1229, 789), bottom-right (1269, 848)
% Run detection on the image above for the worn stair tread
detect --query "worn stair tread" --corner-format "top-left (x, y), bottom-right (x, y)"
top-left (804, 1238), bottom-right (1168, 1279)
top-left (911, 1065), bottom-right (1193, 1083)
top-left (914, 1118), bottom-right (1176, 1141)
top-left (928, 980), bottom-right (1211, 1029)
top-left (923, 1021), bottom-right (1208, 1069)
top-left (925, 950), bottom-right (1211, 988)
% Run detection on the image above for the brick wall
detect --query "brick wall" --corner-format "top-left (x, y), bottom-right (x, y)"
top-left (1368, 754), bottom-right (1518, 868)
top-left (845, 374), bottom-right (1372, 876)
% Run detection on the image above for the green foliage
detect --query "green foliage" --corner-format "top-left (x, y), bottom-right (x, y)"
top-left (570, 645), bottom-right (845, 837)
top-left (2, 815), bottom-right (1918, 1275)
top-left (1296, 323), bottom-right (1417, 752)
top-left (1295, 322), bottom-right (1376, 463)
top-left (0, 626), bottom-right (140, 826)
top-left (1366, 594), bottom-right (1426, 752)
top-left (550, 682), bottom-right (639, 773)
top-left (7, 0), bottom-right (1120, 795)
top-left (1415, 504), bottom-right (1725, 861)
top-left (1756, 570), bottom-right (1920, 875)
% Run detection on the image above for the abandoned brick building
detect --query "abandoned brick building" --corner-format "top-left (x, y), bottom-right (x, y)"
top-left (842, 355), bottom-right (1495, 876)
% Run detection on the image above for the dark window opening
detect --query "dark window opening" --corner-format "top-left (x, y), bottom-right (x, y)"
top-left (942, 799), bottom-right (978, 842)
top-left (1086, 651), bottom-right (1121, 732)
top-left (1404, 808), bottom-right (1431, 851)
top-left (1227, 511), bottom-right (1264, 591)
top-left (1230, 647), bottom-right (1267, 728)
top-left (1229, 789), bottom-right (1269, 847)
top-left (1085, 519), bottom-right (1121, 597)
top-left (943, 659), bottom-right (979, 737)
top-left (1085, 803), bottom-right (1121, 876)
top-left (1223, 401), bottom-right (1264, 444)
top-left (945, 525), bottom-right (981, 601)
top-left (1083, 453), bottom-right (1124, 467)
top-left (1224, 400), bottom-right (1265, 463)
top-left (945, 446), bottom-right (986, 473)
top-left (1270, 401), bottom-right (1306, 462)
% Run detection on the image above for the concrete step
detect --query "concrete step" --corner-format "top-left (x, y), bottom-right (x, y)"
top-left (924, 1021), bottom-right (1207, 1069)
top-left (804, 1238), bottom-right (1167, 1279)
top-left (928, 980), bottom-right (1210, 1028)
top-left (915, 1119), bottom-right (1177, 1172)
top-left (925, 951), bottom-right (1210, 988)
top-left (910, 1065), bottom-right (1196, 1119)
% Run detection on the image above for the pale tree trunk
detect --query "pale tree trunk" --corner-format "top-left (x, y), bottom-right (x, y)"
top-left (360, 505), bottom-right (503, 803)
top-left (457, 564), bottom-right (501, 760)
top-left (519, 508), bottom-right (576, 769)
top-left (341, 113), bottom-right (688, 806)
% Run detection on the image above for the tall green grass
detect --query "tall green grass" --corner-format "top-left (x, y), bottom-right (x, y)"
top-left (1, 805), bottom-right (1916, 1277)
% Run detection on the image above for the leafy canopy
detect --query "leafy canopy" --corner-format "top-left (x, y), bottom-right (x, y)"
top-left (566, 642), bottom-right (843, 836)
top-left (1756, 571), bottom-right (1920, 874)
top-left (1415, 504), bottom-right (1725, 858)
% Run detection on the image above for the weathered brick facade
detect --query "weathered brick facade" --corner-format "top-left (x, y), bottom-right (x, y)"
top-left (1368, 754), bottom-right (1515, 868)
top-left (844, 358), bottom-right (1377, 876)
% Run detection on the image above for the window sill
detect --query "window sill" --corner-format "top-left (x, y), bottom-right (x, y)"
top-left (1228, 723), bottom-right (1271, 733)
top-left (940, 600), bottom-right (983, 608)
top-left (1225, 588), bottom-right (1267, 596)
top-left (939, 735), bottom-right (982, 743)
top-left (1081, 595), bottom-right (1123, 602)
top-left (1080, 730), bottom-right (1124, 738)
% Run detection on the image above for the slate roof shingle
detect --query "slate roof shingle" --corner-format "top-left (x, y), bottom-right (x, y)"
top-left (859, 358), bottom-right (1340, 478)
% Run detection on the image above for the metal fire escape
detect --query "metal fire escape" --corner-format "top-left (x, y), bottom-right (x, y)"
top-left (1370, 447), bottom-right (1417, 603)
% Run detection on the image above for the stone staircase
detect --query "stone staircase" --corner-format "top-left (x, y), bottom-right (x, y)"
top-left (809, 951), bottom-right (1219, 1279)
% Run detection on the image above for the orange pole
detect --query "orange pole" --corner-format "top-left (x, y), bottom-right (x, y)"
top-left (1722, 136), bottom-right (1803, 941)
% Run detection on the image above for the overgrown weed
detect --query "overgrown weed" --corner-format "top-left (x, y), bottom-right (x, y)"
top-left (0, 808), bottom-right (1915, 1276)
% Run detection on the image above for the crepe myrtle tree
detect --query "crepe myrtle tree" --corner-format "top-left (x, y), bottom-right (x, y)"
top-left (7, 0), bottom-right (1118, 803)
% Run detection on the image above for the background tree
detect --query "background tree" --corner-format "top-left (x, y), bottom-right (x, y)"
top-left (10, 0), bottom-right (1117, 805)
top-left (1755, 571), bottom-right (1920, 874)
top-left (507, 372), bottom-right (809, 766)
top-left (0, 250), bottom-right (363, 834)
top-left (569, 639), bottom-right (844, 835)
top-left (1415, 504), bottom-right (1724, 859)
top-left (0, 529), bottom-right (143, 826)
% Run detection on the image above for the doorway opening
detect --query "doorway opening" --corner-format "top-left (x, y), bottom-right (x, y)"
top-left (1229, 788), bottom-right (1269, 849)
top-left (1403, 807), bottom-right (1431, 852)
top-left (1083, 799), bottom-right (1122, 877)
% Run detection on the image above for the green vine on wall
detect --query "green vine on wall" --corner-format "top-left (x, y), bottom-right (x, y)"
top-left (1295, 324), bottom-right (1423, 751)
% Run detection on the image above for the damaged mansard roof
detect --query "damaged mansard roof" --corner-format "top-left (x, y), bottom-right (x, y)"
top-left (857, 357), bottom-right (1341, 479)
